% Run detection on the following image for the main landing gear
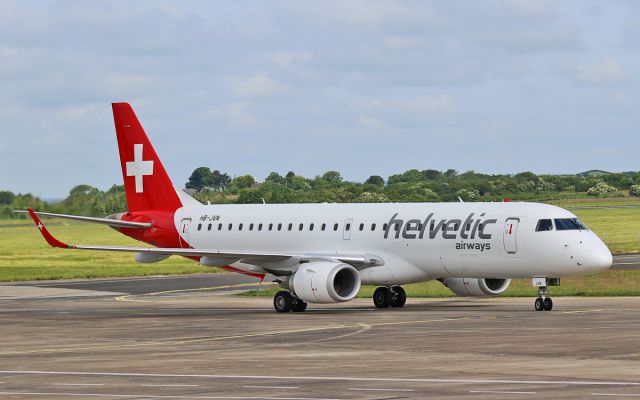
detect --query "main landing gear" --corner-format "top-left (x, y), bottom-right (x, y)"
top-left (273, 291), bottom-right (307, 313)
top-left (373, 286), bottom-right (406, 308)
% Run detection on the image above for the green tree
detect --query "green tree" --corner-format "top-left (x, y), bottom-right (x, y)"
top-left (265, 172), bottom-right (285, 185)
top-left (0, 190), bottom-right (15, 205)
top-left (186, 167), bottom-right (213, 191)
top-left (321, 171), bottom-right (343, 187)
top-left (231, 175), bottom-right (256, 190)
top-left (364, 175), bottom-right (385, 186)
top-left (630, 185), bottom-right (640, 197)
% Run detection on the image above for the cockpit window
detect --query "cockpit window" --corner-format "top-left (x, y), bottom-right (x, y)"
top-left (554, 218), bottom-right (588, 231)
top-left (536, 219), bottom-right (553, 232)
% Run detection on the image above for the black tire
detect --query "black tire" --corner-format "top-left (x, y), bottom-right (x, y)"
top-left (373, 287), bottom-right (392, 308)
top-left (534, 297), bottom-right (544, 311)
top-left (292, 299), bottom-right (308, 312)
top-left (391, 286), bottom-right (407, 308)
top-left (543, 297), bottom-right (553, 311)
top-left (274, 291), bottom-right (293, 313)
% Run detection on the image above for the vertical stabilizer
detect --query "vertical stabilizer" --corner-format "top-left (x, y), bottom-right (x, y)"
top-left (112, 102), bottom-right (182, 212)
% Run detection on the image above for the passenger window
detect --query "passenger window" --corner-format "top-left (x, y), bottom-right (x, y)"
top-left (218, 223), bottom-right (222, 231)
top-left (249, 223), bottom-right (254, 231)
top-left (394, 224), bottom-right (399, 232)
top-left (288, 223), bottom-right (293, 231)
top-left (359, 223), bottom-right (364, 231)
top-left (277, 223), bottom-right (282, 231)
top-left (536, 219), bottom-right (553, 232)
top-left (346, 223), bottom-right (351, 231)
top-left (268, 223), bottom-right (273, 231)
top-left (228, 223), bottom-right (233, 230)
top-left (197, 223), bottom-right (202, 231)
top-left (208, 223), bottom-right (212, 231)
top-left (239, 223), bottom-right (243, 231)
top-left (310, 223), bottom-right (314, 231)
top-left (333, 223), bottom-right (339, 231)
top-left (299, 223), bottom-right (304, 231)
top-left (371, 223), bottom-right (376, 231)
top-left (258, 223), bottom-right (263, 231)
top-left (383, 223), bottom-right (388, 231)
top-left (321, 223), bottom-right (326, 231)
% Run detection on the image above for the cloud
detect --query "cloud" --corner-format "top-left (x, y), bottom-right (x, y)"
top-left (577, 60), bottom-right (626, 84)
top-left (357, 115), bottom-right (384, 129)
top-left (225, 102), bottom-right (255, 125)
top-left (393, 94), bottom-right (456, 115)
top-left (268, 51), bottom-right (311, 69)
top-left (234, 73), bottom-right (284, 97)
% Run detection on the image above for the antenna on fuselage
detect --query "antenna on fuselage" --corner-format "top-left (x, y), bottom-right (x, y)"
top-left (457, 197), bottom-right (464, 202)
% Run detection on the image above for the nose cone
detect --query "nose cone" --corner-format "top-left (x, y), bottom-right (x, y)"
top-left (585, 240), bottom-right (613, 271)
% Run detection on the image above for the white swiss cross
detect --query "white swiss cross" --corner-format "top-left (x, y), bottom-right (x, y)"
top-left (126, 143), bottom-right (154, 193)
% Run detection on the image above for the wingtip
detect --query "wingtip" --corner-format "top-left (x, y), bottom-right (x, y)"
top-left (27, 208), bottom-right (69, 249)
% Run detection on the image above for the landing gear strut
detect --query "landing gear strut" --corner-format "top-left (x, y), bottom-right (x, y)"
top-left (273, 291), bottom-right (307, 313)
top-left (373, 286), bottom-right (406, 308)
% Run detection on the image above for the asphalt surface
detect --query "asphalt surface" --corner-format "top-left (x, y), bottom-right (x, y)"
top-left (1, 264), bottom-right (639, 400)
top-left (8, 254), bottom-right (638, 297)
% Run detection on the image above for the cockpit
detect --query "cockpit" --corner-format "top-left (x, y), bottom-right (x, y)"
top-left (535, 218), bottom-right (588, 232)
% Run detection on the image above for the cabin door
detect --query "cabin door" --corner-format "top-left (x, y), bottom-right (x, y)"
top-left (343, 218), bottom-right (353, 240)
top-left (503, 217), bottom-right (519, 254)
top-left (179, 218), bottom-right (192, 248)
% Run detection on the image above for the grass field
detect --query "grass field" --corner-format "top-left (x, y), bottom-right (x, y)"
top-left (1, 198), bottom-right (640, 298)
top-left (0, 219), bottom-right (211, 281)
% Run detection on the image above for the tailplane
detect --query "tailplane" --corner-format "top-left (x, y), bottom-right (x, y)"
top-left (112, 102), bottom-right (182, 212)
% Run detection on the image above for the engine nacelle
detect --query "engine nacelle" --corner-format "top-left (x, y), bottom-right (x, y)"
top-left (289, 261), bottom-right (361, 303)
top-left (441, 278), bottom-right (511, 297)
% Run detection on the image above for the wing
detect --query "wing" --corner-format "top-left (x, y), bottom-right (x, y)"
top-left (27, 208), bottom-right (384, 269)
top-left (15, 210), bottom-right (151, 229)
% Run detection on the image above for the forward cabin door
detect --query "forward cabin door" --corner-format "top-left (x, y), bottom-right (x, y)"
top-left (179, 218), bottom-right (192, 248)
top-left (503, 217), bottom-right (519, 254)
top-left (343, 218), bottom-right (353, 240)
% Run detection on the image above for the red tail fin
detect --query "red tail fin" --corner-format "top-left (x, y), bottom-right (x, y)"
top-left (112, 103), bottom-right (182, 212)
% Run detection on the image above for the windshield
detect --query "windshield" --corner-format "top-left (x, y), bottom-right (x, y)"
top-left (554, 218), bottom-right (588, 231)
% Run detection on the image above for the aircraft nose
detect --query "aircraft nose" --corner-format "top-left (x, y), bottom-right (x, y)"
top-left (585, 241), bottom-right (613, 271)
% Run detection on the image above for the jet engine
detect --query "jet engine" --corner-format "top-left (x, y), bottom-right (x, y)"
top-left (440, 278), bottom-right (511, 297)
top-left (289, 261), bottom-right (361, 303)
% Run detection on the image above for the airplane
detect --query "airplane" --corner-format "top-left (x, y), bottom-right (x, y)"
top-left (25, 102), bottom-right (613, 313)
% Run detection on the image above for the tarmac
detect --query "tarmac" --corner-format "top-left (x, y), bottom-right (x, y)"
top-left (0, 256), bottom-right (638, 399)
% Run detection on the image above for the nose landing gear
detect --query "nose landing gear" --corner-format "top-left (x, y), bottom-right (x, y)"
top-left (534, 287), bottom-right (553, 311)
top-left (532, 277), bottom-right (559, 311)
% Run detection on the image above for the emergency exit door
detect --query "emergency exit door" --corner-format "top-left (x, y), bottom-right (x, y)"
top-left (503, 218), bottom-right (519, 254)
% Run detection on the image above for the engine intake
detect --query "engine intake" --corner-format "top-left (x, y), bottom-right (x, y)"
top-left (290, 261), bottom-right (361, 303)
top-left (441, 277), bottom-right (510, 297)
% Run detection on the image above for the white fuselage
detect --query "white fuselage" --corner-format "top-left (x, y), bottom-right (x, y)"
top-left (174, 201), bottom-right (612, 285)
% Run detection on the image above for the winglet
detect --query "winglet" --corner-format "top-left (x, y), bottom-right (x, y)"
top-left (27, 208), bottom-right (70, 249)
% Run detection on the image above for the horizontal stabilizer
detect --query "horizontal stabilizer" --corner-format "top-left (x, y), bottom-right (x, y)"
top-left (16, 210), bottom-right (151, 229)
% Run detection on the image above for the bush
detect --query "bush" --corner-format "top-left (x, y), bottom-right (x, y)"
top-left (587, 182), bottom-right (618, 196)
top-left (630, 185), bottom-right (640, 197)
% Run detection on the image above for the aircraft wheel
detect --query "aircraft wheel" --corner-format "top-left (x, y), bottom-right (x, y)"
top-left (292, 299), bottom-right (308, 312)
top-left (373, 287), bottom-right (392, 308)
top-left (543, 297), bottom-right (553, 311)
top-left (390, 286), bottom-right (407, 308)
top-left (534, 297), bottom-right (544, 312)
top-left (274, 291), bottom-right (293, 313)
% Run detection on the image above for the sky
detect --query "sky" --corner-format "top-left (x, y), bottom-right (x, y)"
top-left (1, 0), bottom-right (640, 198)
